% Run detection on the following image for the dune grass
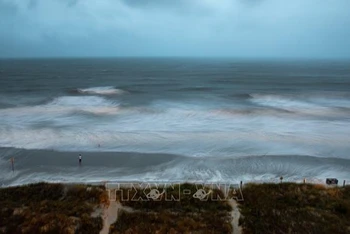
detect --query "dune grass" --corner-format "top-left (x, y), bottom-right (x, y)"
top-left (239, 183), bottom-right (350, 234)
top-left (110, 210), bottom-right (232, 234)
top-left (116, 183), bottom-right (233, 212)
top-left (2, 182), bottom-right (349, 234)
top-left (0, 183), bottom-right (108, 234)
top-left (109, 183), bottom-right (234, 234)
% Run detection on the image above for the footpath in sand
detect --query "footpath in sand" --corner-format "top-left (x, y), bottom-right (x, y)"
top-left (100, 201), bottom-right (120, 234)
top-left (229, 199), bottom-right (242, 234)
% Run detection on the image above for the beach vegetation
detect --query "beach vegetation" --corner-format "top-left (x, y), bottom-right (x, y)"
top-left (0, 183), bottom-right (105, 234)
top-left (239, 183), bottom-right (350, 234)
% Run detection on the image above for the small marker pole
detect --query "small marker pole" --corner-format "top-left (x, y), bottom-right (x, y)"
top-left (344, 180), bottom-right (346, 187)
top-left (240, 181), bottom-right (243, 190)
top-left (10, 157), bottom-right (14, 172)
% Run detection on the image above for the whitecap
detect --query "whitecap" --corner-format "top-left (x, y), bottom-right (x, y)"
top-left (77, 86), bottom-right (126, 95)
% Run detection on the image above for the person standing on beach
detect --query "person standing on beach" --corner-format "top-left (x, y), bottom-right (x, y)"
top-left (79, 154), bottom-right (82, 165)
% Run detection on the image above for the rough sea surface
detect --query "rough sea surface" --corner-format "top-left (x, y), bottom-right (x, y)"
top-left (0, 58), bottom-right (350, 186)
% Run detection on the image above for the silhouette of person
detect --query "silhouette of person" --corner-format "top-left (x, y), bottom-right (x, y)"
top-left (79, 154), bottom-right (82, 165)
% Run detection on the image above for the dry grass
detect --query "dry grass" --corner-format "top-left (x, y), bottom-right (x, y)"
top-left (109, 183), bottom-right (233, 234)
top-left (109, 210), bottom-right (232, 234)
top-left (0, 183), bottom-right (106, 234)
top-left (117, 183), bottom-right (232, 212)
top-left (239, 183), bottom-right (350, 234)
top-left (4, 182), bottom-right (347, 234)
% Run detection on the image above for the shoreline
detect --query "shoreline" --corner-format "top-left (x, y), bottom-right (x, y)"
top-left (1, 147), bottom-right (350, 187)
top-left (2, 178), bottom-right (346, 188)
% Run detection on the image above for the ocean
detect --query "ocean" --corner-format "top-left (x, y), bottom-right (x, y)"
top-left (0, 58), bottom-right (350, 186)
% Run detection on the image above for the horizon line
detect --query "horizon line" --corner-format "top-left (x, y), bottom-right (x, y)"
top-left (1, 55), bottom-right (350, 61)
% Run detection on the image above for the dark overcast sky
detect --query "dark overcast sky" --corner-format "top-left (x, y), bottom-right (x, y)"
top-left (1, 0), bottom-right (350, 58)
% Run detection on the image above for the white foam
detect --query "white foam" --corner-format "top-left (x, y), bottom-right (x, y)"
top-left (1, 152), bottom-right (349, 186)
top-left (78, 86), bottom-right (126, 95)
top-left (0, 97), bottom-right (350, 159)
top-left (0, 96), bottom-right (121, 127)
top-left (249, 94), bottom-right (350, 117)
top-left (310, 97), bottom-right (350, 108)
top-left (250, 94), bottom-right (320, 110)
top-left (50, 96), bottom-right (116, 106)
top-left (48, 96), bottom-right (121, 115)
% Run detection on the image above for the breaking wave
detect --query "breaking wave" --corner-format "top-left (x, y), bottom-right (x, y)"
top-left (249, 94), bottom-right (350, 117)
top-left (1, 58), bottom-right (350, 186)
top-left (77, 86), bottom-right (126, 95)
top-left (0, 95), bottom-right (349, 160)
top-left (49, 95), bottom-right (118, 108)
top-left (0, 96), bottom-right (121, 129)
top-left (1, 150), bottom-right (349, 186)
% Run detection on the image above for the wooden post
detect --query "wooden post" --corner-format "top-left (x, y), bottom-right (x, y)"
top-left (344, 180), bottom-right (346, 187)
top-left (280, 176), bottom-right (283, 183)
top-left (10, 157), bottom-right (14, 172)
top-left (240, 181), bottom-right (243, 190)
top-left (303, 178), bottom-right (306, 184)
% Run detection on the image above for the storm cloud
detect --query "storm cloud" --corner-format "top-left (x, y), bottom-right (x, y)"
top-left (0, 0), bottom-right (349, 58)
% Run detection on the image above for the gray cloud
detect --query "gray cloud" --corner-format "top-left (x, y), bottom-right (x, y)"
top-left (0, 0), bottom-right (349, 58)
